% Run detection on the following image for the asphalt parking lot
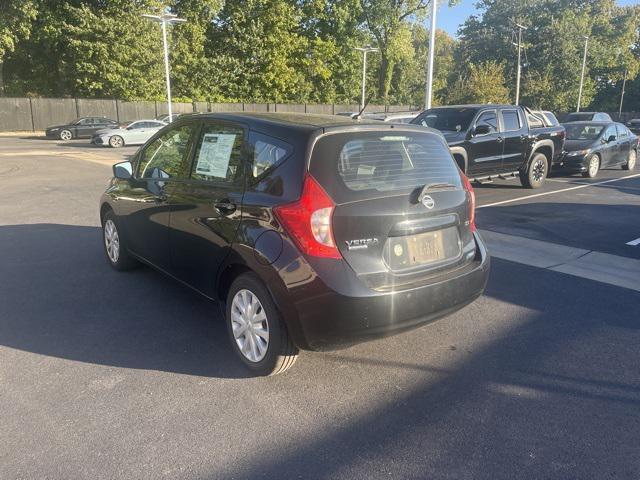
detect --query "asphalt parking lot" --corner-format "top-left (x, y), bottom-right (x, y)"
top-left (1, 135), bottom-right (639, 479)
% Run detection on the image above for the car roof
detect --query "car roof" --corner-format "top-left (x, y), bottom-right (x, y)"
top-left (178, 112), bottom-right (441, 138)
top-left (425, 104), bottom-right (516, 110)
top-left (562, 121), bottom-right (614, 125)
top-left (187, 112), bottom-right (381, 131)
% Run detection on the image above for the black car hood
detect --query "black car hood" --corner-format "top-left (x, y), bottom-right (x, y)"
top-left (46, 124), bottom-right (67, 130)
top-left (441, 131), bottom-right (466, 144)
top-left (564, 139), bottom-right (596, 151)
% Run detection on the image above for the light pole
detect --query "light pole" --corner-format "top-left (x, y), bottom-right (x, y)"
top-left (142, 12), bottom-right (187, 121)
top-left (577, 35), bottom-right (589, 112)
top-left (514, 23), bottom-right (527, 105)
top-left (425, 0), bottom-right (437, 110)
top-left (619, 69), bottom-right (627, 117)
top-left (355, 46), bottom-right (379, 112)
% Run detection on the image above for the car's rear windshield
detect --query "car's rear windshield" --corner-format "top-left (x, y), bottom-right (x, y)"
top-left (565, 113), bottom-right (592, 122)
top-left (309, 131), bottom-right (461, 203)
top-left (565, 124), bottom-right (604, 140)
top-left (411, 108), bottom-right (477, 132)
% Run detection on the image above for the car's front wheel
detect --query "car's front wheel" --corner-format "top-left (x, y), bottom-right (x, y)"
top-left (109, 135), bottom-right (124, 148)
top-left (583, 154), bottom-right (600, 178)
top-left (59, 129), bottom-right (72, 141)
top-left (623, 149), bottom-right (636, 171)
top-left (102, 210), bottom-right (138, 271)
top-left (520, 152), bottom-right (548, 188)
top-left (226, 273), bottom-right (298, 376)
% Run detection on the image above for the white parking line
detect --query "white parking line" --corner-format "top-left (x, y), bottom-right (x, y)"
top-left (626, 237), bottom-right (640, 246)
top-left (477, 173), bottom-right (640, 209)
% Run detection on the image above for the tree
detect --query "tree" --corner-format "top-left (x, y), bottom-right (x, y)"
top-left (0, 0), bottom-right (37, 94)
top-left (445, 61), bottom-right (510, 105)
top-left (456, 0), bottom-right (640, 112)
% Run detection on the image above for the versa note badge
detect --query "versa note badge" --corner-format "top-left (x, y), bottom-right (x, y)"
top-left (421, 195), bottom-right (435, 209)
top-left (345, 238), bottom-right (379, 251)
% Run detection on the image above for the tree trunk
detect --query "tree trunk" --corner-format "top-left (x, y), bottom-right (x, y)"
top-left (377, 50), bottom-right (394, 103)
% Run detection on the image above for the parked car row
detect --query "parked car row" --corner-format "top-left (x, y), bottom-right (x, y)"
top-left (45, 114), bottom-right (186, 147)
top-left (410, 105), bottom-right (638, 185)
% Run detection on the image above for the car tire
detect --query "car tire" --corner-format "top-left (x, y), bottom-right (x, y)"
top-left (109, 135), bottom-right (124, 148)
top-left (582, 154), bottom-right (600, 178)
top-left (59, 129), bottom-right (72, 141)
top-left (520, 152), bottom-right (548, 189)
top-left (102, 210), bottom-right (138, 271)
top-left (623, 149), bottom-right (636, 171)
top-left (226, 273), bottom-right (298, 376)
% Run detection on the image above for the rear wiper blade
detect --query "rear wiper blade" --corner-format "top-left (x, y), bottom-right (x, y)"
top-left (422, 182), bottom-right (457, 191)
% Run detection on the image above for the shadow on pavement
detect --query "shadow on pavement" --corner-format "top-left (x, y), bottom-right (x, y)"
top-left (0, 223), bottom-right (250, 379)
top-left (1, 224), bottom-right (639, 478)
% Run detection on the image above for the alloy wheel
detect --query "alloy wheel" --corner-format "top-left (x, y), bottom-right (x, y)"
top-left (110, 136), bottom-right (123, 148)
top-left (532, 158), bottom-right (546, 182)
top-left (588, 156), bottom-right (599, 177)
top-left (104, 219), bottom-right (120, 263)
top-left (231, 289), bottom-right (269, 363)
top-left (60, 130), bottom-right (72, 141)
top-left (628, 150), bottom-right (636, 170)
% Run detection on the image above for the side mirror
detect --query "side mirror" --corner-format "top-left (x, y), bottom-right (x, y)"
top-left (607, 135), bottom-right (616, 143)
top-left (473, 124), bottom-right (492, 136)
top-left (113, 161), bottom-right (133, 180)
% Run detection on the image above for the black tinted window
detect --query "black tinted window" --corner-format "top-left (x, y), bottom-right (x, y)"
top-left (476, 111), bottom-right (498, 133)
top-left (501, 110), bottom-right (521, 131)
top-left (310, 132), bottom-right (461, 203)
top-left (251, 134), bottom-right (291, 179)
top-left (138, 124), bottom-right (195, 180)
top-left (412, 108), bottom-right (477, 132)
top-left (191, 123), bottom-right (245, 184)
top-left (617, 124), bottom-right (628, 138)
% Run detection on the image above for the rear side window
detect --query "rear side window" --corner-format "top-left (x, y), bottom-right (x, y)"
top-left (251, 133), bottom-right (292, 179)
top-left (501, 110), bottom-right (521, 131)
top-left (527, 114), bottom-right (543, 128)
top-left (310, 131), bottom-right (461, 203)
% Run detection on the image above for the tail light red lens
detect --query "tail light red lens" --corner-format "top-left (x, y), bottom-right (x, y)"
top-left (273, 175), bottom-right (342, 259)
top-left (460, 171), bottom-right (476, 232)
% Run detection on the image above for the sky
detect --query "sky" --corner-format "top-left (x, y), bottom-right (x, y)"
top-left (438, 0), bottom-right (639, 37)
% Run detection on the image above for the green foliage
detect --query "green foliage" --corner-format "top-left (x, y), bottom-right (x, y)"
top-left (445, 61), bottom-right (510, 105)
top-left (456, 0), bottom-right (640, 111)
top-left (1, 0), bottom-right (638, 113)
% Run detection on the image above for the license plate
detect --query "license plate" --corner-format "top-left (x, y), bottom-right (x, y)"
top-left (388, 230), bottom-right (449, 269)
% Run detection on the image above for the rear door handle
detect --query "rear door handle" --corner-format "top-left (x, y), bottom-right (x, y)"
top-left (214, 200), bottom-right (236, 215)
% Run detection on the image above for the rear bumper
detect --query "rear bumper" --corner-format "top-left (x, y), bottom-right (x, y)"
top-left (284, 231), bottom-right (490, 351)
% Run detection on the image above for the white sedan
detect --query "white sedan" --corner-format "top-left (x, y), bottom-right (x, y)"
top-left (91, 120), bottom-right (167, 148)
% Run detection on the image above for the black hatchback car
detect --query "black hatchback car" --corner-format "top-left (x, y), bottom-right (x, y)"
top-left (100, 113), bottom-right (490, 375)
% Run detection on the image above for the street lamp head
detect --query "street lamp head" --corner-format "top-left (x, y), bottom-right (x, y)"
top-left (354, 46), bottom-right (379, 53)
top-left (141, 13), bottom-right (187, 24)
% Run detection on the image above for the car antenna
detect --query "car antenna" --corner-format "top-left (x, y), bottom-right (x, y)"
top-left (354, 94), bottom-right (374, 121)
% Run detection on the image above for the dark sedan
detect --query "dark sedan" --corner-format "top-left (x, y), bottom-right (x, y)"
top-left (555, 122), bottom-right (638, 178)
top-left (45, 117), bottom-right (118, 141)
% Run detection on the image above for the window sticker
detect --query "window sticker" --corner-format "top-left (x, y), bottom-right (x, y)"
top-left (195, 133), bottom-right (237, 178)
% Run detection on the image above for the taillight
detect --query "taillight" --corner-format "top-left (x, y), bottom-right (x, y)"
top-left (273, 175), bottom-right (341, 259)
top-left (460, 171), bottom-right (476, 232)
